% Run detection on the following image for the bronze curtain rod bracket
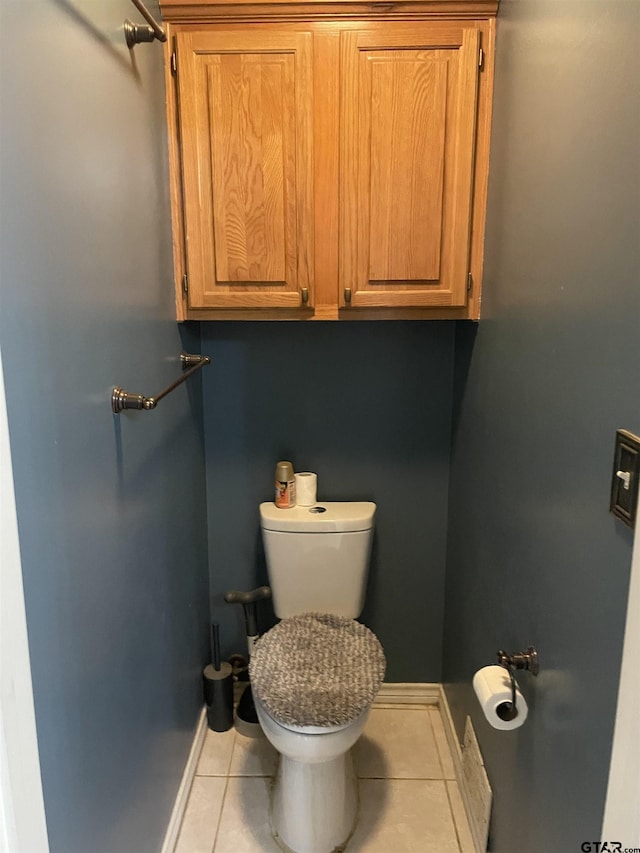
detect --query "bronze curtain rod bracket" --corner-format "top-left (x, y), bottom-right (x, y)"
top-left (112, 353), bottom-right (210, 414)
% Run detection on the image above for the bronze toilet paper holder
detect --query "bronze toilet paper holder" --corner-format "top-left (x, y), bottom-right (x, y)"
top-left (495, 647), bottom-right (539, 721)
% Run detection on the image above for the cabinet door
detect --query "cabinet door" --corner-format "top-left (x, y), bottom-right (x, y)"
top-left (340, 24), bottom-right (480, 309)
top-left (176, 30), bottom-right (313, 310)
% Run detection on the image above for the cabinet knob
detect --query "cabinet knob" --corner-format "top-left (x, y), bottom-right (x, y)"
top-left (344, 288), bottom-right (352, 305)
top-left (300, 288), bottom-right (309, 305)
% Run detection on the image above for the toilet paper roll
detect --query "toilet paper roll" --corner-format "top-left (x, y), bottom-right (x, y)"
top-left (473, 665), bottom-right (528, 731)
top-left (295, 472), bottom-right (318, 506)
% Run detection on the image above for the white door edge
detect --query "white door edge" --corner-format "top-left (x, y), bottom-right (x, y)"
top-left (0, 345), bottom-right (49, 853)
top-left (602, 477), bottom-right (640, 846)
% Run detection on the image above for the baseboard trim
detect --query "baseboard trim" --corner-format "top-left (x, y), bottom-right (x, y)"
top-left (375, 682), bottom-right (440, 705)
top-left (438, 686), bottom-right (486, 853)
top-left (161, 706), bottom-right (208, 853)
top-left (438, 684), bottom-right (463, 764)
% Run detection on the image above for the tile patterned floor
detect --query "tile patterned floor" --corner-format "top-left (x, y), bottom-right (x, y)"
top-left (174, 704), bottom-right (474, 853)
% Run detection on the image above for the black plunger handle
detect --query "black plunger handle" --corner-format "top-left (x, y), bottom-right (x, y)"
top-left (224, 586), bottom-right (272, 637)
top-left (224, 586), bottom-right (272, 606)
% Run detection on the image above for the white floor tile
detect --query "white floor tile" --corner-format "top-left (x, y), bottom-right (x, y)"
top-left (229, 731), bottom-right (278, 777)
top-left (196, 728), bottom-right (236, 776)
top-left (354, 708), bottom-right (443, 779)
top-left (213, 778), bottom-right (281, 853)
top-left (429, 708), bottom-right (457, 780)
top-left (174, 777), bottom-right (227, 853)
top-left (348, 779), bottom-right (460, 852)
top-left (181, 700), bottom-right (475, 853)
top-left (447, 781), bottom-right (476, 853)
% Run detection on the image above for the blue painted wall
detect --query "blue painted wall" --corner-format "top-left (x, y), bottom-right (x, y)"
top-left (443, 2), bottom-right (640, 851)
top-left (201, 321), bottom-right (455, 681)
top-left (0, 3), bottom-right (209, 851)
top-left (3, 1), bottom-right (638, 849)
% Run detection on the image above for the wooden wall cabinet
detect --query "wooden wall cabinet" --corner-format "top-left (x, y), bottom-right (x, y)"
top-left (161, 1), bottom-right (498, 321)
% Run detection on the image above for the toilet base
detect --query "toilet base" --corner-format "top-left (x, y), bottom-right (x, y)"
top-left (270, 751), bottom-right (358, 853)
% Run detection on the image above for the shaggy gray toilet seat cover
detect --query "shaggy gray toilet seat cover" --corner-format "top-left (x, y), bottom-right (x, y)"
top-left (249, 613), bottom-right (386, 728)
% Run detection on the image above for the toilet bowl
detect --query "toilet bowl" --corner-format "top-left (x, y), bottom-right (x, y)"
top-left (250, 611), bottom-right (385, 853)
top-left (254, 693), bottom-right (368, 853)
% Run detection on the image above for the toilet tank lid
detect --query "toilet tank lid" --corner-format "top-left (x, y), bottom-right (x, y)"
top-left (260, 501), bottom-right (376, 533)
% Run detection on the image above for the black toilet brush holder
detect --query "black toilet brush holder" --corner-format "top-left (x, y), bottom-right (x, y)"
top-left (203, 623), bottom-right (234, 732)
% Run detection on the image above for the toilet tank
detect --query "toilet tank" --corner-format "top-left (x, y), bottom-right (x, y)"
top-left (259, 502), bottom-right (376, 619)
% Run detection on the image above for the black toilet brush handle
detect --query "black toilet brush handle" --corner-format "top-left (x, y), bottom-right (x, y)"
top-left (211, 622), bottom-right (222, 672)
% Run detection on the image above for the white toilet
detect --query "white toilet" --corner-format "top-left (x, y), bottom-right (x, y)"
top-left (249, 501), bottom-right (385, 853)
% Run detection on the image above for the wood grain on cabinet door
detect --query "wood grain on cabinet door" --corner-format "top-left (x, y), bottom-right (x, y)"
top-left (176, 30), bottom-right (313, 309)
top-left (340, 24), bottom-right (480, 308)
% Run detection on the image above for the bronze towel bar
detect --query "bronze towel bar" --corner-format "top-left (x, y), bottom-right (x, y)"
top-left (112, 353), bottom-right (210, 413)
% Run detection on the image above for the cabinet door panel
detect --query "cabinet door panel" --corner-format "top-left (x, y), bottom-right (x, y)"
top-left (340, 25), bottom-right (480, 308)
top-left (209, 54), bottom-right (293, 285)
top-left (367, 53), bottom-right (447, 282)
top-left (177, 31), bottom-right (313, 309)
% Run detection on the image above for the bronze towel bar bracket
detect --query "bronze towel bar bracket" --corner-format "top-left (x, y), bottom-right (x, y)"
top-left (124, 0), bottom-right (166, 49)
top-left (112, 353), bottom-right (210, 414)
